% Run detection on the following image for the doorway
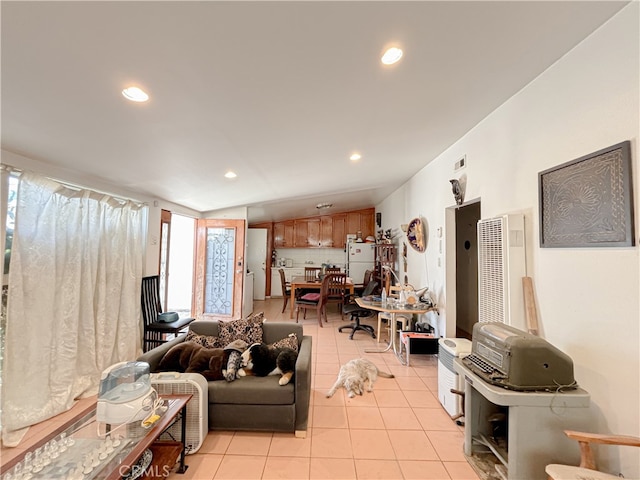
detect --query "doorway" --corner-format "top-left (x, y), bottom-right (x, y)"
top-left (455, 201), bottom-right (481, 339)
top-left (193, 218), bottom-right (246, 320)
top-left (247, 228), bottom-right (267, 300)
top-left (158, 210), bottom-right (195, 318)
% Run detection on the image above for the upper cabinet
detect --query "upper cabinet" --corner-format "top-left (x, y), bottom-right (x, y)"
top-left (294, 218), bottom-right (320, 247)
top-left (272, 208), bottom-right (374, 249)
top-left (346, 208), bottom-right (375, 240)
top-left (325, 213), bottom-right (347, 248)
top-left (273, 220), bottom-right (294, 248)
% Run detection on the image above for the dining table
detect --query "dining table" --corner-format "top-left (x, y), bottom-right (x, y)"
top-left (355, 297), bottom-right (434, 363)
top-left (289, 276), bottom-right (354, 319)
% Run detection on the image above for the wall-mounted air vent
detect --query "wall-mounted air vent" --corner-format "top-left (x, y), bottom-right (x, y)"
top-left (477, 214), bottom-right (526, 330)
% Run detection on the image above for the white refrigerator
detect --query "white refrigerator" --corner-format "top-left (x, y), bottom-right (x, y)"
top-left (346, 242), bottom-right (375, 283)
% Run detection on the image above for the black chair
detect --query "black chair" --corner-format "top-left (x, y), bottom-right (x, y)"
top-left (141, 275), bottom-right (195, 352)
top-left (339, 279), bottom-right (378, 339)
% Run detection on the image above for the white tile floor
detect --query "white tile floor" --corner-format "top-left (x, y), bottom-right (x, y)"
top-left (1, 298), bottom-right (480, 480)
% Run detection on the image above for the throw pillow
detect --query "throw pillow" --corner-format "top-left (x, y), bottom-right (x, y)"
top-left (185, 330), bottom-right (220, 349)
top-left (270, 333), bottom-right (298, 353)
top-left (217, 311), bottom-right (265, 347)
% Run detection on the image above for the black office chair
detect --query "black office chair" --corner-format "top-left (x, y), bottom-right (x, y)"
top-left (141, 275), bottom-right (195, 352)
top-left (339, 279), bottom-right (378, 339)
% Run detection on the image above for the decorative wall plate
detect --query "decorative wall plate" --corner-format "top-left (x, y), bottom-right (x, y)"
top-left (406, 217), bottom-right (426, 252)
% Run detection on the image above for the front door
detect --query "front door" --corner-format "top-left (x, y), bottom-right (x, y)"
top-left (193, 219), bottom-right (246, 320)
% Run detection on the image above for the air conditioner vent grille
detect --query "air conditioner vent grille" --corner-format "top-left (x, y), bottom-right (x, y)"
top-left (477, 214), bottom-right (526, 329)
top-left (478, 217), bottom-right (506, 324)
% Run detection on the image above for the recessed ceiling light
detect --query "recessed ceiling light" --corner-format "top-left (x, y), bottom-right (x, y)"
top-left (224, 171), bottom-right (237, 179)
top-left (350, 153), bottom-right (362, 161)
top-left (122, 86), bottom-right (149, 102)
top-left (381, 47), bottom-right (403, 65)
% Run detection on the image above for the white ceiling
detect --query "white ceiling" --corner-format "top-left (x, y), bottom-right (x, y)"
top-left (1, 1), bottom-right (627, 223)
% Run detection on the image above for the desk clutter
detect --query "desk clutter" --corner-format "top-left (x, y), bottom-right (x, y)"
top-left (361, 295), bottom-right (433, 310)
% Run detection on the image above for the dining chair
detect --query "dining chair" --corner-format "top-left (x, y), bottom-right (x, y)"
top-left (278, 268), bottom-right (292, 313)
top-left (325, 266), bottom-right (341, 274)
top-left (141, 275), bottom-right (195, 352)
top-left (377, 273), bottom-right (410, 343)
top-left (545, 430), bottom-right (640, 480)
top-left (353, 269), bottom-right (372, 296)
top-left (326, 273), bottom-right (347, 319)
top-left (295, 273), bottom-right (332, 327)
top-left (304, 267), bottom-right (321, 281)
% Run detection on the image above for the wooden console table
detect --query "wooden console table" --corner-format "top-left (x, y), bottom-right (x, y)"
top-left (1, 394), bottom-right (192, 480)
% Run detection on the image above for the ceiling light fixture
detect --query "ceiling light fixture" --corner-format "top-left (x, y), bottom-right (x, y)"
top-left (350, 153), bottom-right (362, 161)
top-left (381, 47), bottom-right (403, 65)
top-left (224, 171), bottom-right (237, 179)
top-left (121, 86), bottom-right (149, 102)
top-left (316, 203), bottom-right (333, 210)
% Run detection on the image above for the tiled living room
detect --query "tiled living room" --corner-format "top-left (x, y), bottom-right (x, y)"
top-left (1, 298), bottom-right (478, 480)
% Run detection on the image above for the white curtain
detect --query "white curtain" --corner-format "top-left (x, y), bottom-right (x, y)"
top-left (1, 172), bottom-right (146, 446)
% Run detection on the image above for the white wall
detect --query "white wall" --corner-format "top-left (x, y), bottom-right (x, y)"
top-left (276, 248), bottom-right (346, 269)
top-left (378, 4), bottom-right (639, 476)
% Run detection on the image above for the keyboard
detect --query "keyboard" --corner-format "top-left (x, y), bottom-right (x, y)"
top-left (463, 353), bottom-right (494, 374)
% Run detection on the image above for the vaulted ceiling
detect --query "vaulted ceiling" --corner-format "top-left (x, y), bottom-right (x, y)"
top-left (1, 1), bottom-right (627, 222)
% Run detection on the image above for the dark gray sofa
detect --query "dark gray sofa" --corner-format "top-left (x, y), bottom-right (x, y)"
top-left (137, 320), bottom-right (312, 438)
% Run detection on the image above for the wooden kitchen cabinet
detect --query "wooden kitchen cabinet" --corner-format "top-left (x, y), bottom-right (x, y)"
top-left (330, 213), bottom-right (347, 248)
top-left (321, 214), bottom-right (346, 248)
top-left (346, 208), bottom-right (375, 240)
top-left (294, 218), bottom-right (320, 247)
top-left (274, 220), bottom-right (294, 248)
top-left (273, 208), bottom-right (372, 249)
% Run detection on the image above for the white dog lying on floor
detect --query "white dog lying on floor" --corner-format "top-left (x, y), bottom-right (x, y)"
top-left (326, 358), bottom-right (394, 398)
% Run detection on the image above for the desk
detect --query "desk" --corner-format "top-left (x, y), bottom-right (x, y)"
top-left (289, 276), bottom-right (354, 319)
top-left (355, 298), bottom-right (432, 363)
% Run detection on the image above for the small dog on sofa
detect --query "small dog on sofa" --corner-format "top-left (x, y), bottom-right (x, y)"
top-left (238, 342), bottom-right (298, 385)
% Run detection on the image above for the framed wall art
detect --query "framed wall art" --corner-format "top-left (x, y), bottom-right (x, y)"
top-left (539, 140), bottom-right (634, 248)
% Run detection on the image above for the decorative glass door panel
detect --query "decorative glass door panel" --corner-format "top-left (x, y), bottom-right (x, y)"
top-left (194, 219), bottom-right (245, 320)
top-left (204, 227), bottom-right (235, 315)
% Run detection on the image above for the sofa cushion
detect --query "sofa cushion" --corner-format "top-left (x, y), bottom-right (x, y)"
top-left (185, 330), bottom-right (220, 348)
top-left (271, 333), bottom-right (298, 353)
top-left (217, 312), bottom-right (264, 347)
top-left (208, 376), bottom-right (294, 405)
